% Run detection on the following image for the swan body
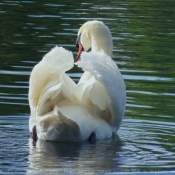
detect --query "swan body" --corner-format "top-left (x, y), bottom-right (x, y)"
top-left (29, 21), bottom-right (126, 141)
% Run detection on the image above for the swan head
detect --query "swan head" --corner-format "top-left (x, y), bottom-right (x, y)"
top-left (75, 20), bottom-right (113, 62)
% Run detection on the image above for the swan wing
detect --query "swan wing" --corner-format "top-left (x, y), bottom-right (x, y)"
top-left (74, 75), bottom-right (109, 111)
top-left (29, 46), bottom-right (75, 118)
top-left (36, 73), bottom-right (76, 116)
top-left (75, 51), bottom-right (126, 132)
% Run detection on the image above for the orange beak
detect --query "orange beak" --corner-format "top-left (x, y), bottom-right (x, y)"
top-left (75, 43), bottom-right (84, 62)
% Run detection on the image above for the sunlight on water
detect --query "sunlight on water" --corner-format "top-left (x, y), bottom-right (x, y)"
top-left (0, 0), bottom-right (175, 174)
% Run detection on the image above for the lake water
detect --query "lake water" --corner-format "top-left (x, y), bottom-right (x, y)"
top-left (0, 0), bottom-right (175, 174)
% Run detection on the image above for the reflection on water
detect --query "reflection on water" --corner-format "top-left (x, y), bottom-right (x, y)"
top-left (28, 136), bottom-right (123, 174)
top-left (0, 0), bottom-right (175, 174)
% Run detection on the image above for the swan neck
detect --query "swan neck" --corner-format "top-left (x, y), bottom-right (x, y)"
top-left (90, 29), bottom-right (113, 57)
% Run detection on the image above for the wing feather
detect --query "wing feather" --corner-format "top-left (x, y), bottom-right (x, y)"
top-left (29, 46), bottom-right (75, 117)
top-left (75, 51), bottom-right (126, 132)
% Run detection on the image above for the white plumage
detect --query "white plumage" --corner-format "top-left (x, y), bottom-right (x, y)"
top-left (29, 21), bottom-right (126, 141)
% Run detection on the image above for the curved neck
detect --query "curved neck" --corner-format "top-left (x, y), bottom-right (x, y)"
top-left (91, 27), bottom-right (113, 57)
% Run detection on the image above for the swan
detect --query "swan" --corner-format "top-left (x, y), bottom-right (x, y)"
top-left (28, 20), bottom-right (126, 142)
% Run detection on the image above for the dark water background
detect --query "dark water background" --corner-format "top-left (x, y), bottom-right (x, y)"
top-left (0, 0), bottom-right (175, 174)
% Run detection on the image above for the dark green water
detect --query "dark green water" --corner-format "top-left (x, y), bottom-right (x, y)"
top-left (0, 0), bottom-right (175, 174)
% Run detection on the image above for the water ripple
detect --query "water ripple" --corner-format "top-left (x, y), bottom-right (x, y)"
top-left (0, 0), bottom-right (175, 173)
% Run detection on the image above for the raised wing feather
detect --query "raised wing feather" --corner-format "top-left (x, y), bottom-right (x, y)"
top-left (29, 46), bottom-right (75, 117)
top-left (75, 51), bottom-right (126, 132)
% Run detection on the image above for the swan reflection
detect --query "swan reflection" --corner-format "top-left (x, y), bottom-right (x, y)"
top-left (28, 135), bottom-right (123, 174)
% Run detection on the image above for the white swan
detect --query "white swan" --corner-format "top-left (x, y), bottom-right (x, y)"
top-left (29, 20), bottom-right (126, 142)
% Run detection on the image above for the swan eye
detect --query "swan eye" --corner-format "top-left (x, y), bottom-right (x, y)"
top-left (76, 33), bottom-right (81, 48)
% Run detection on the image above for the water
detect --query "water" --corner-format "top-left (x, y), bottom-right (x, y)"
top-left (0, 0), bottom-right (175, 174)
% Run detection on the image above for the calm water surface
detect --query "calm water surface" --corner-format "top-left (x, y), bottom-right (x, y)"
top-left (0, 0), bottom-right (175, 174)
